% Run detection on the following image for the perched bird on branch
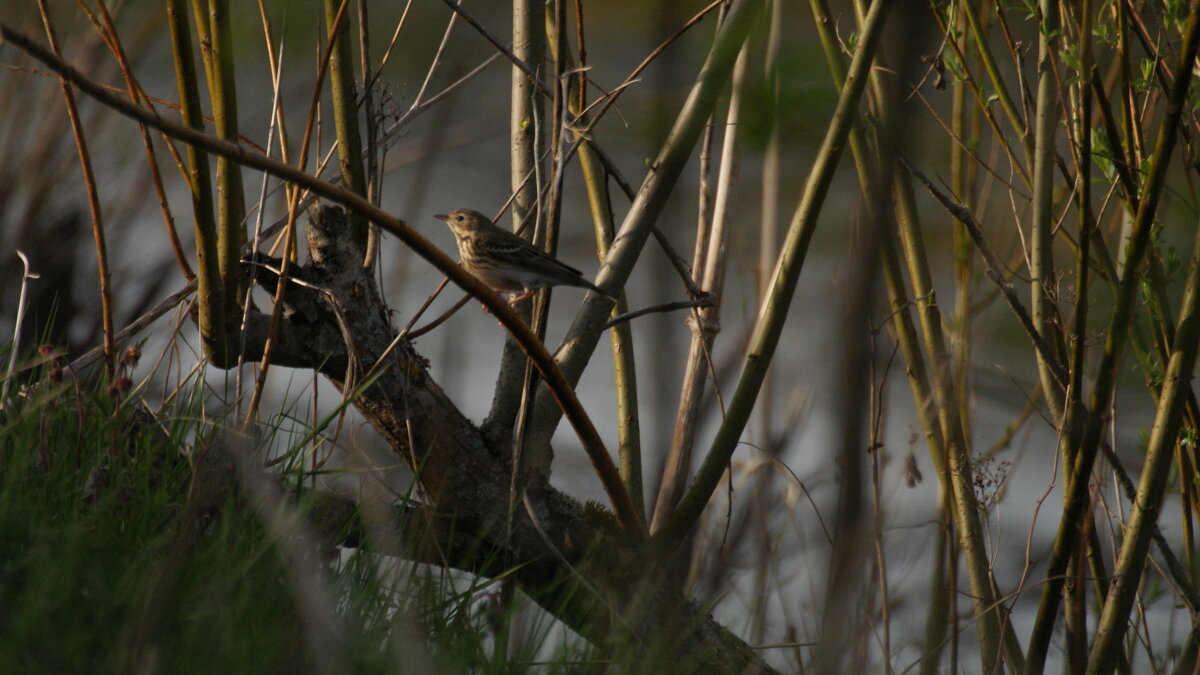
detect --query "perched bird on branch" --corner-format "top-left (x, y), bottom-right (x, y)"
top-left (436, 208), bottom-right (614, 304)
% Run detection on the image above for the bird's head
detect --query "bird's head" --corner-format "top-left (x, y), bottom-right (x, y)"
top-left (434, 209), bottom-right (491, 238)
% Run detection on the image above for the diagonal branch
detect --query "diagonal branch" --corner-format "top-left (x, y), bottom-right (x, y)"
top-left (1024, 2), bottom-right (1200, 670)
top-left (0, 22), bottom-right (643, 536)
top-left (264, 204), bottom-right (777, 674)
top-left (523, 0), bottom-right (766, 465)
top-left (658, 0), bottom-right (896, 544)
top-left (901, 156), bottom-right (1070, 390)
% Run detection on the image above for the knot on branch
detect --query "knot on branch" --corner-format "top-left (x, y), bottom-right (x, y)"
top-left (307, 204), bottom-right (368, 273)
top-left (242, 252), bottom-right (324, 323)
top-left (685, 313), bottom-right (720, 337)
top-left (224, 204), bottom-right (395, 372)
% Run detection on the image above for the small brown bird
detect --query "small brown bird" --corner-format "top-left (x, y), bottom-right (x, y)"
top-left (436, 208), bottom-right (614, 304)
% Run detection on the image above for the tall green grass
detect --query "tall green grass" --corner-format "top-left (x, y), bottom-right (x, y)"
top-left (0, 365), bottom-right (586, 673)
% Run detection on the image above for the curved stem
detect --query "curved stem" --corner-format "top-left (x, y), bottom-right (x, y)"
top-left (524, 0), bottom-right (765, 462)
top-left (38, 1), bottom-right (115, 380)
top-left (1024, 3), bottom-right (1200, 670)
top-left (659, 0), bottom-right (894, 544)
top-left (0, 22), bottom-right (645, 537)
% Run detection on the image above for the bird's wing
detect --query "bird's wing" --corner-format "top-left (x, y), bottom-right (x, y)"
top-left (487, 229), bottom-right (585, 277)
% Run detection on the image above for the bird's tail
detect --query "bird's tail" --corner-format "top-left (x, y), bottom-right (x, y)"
top-left (580, 279), bottom-right (616, 301)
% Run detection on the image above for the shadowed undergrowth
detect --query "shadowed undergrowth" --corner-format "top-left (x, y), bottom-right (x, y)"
top-left (0, 370), bottom-right (593, 673)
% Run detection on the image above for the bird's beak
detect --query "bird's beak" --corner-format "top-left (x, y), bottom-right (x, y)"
top-left (433, 214), bottom-right (449, 221)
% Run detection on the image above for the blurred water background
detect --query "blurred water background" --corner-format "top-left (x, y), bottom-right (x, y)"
top-left (0, 1), bottom-right (1190, 671)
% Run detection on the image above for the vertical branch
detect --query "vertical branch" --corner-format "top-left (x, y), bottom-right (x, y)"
top-left (661, 0), bottom-right (892, 544)
top-left (549, 1), bottom-right (646, 520)
top-left (959, 0), bottom-right (1032, 161)
top-left (1030, 0), bottom-right (1065, 422)
top-left (1087, 181), bottom-right (1200, 673)
top-left (920, 525), bottom-right (953, 675)
top-left (37, 1), bottom-right (115, 379)
top-left (244, 0), bottom-right (352, 425)
top-left (531, 0), bottom-right (567, 390)
top-left (949, 0), bottom-right (975, 410)
top-left (525, 0), bottom-right (763, 463)
top-left (838, 0), bottom-right (1026, 666)
top-left (91, 0), bottom-right (194, 281)
top-left (814, 91), bottom-right (893, 675)
top-left (356, 0), bottom-right (386, 281)
top-left (814, 209), bottom-right (879, 674)
top-left (322, 0), bottom-right (369, 254)
top-left (357, 0), bottom-right (380, 210)
top-left (191, 0), bottom-right (247, 364)
top-left (485, 0), bottom-right (545, 444)
top-left (933, 4), bottom-right (975, 671)
top-left (1062, 0), bottom-right (1096, 669)
top-left (208, 0), bottom-right (247, 326)
top-left (757, 0), bottom-right (782, 451)
top-left (167, 0), bottom-right (221, 365)
top-left (247, 0), bottom-right (379, 428)
top-left (254, 0), bottom-right (294, 168)
top-left (898, 0), bottom-right (1021, 668)
top-left (2, 252), bottom-right (38, 402)
top-left (818, 6), bottom-right (934, 670)
top-left (509, 0), bottom-right (564, 536)
top-left (1024, 3), bottom-right (1200, 671)
top-left (188, 0), bottom-right (214, 79)
top-left (651, 42), bottom-right (747, 532)
top-left (750, 1), bottom-right (784, 643)
top-left (238, 23), bottom-right (288, 423)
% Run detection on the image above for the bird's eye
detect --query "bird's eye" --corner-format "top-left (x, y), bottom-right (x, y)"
top-left (456, 215), bottom-right (464, 221)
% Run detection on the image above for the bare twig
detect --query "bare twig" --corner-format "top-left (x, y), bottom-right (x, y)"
top-left (603, 297), bottom-right (715, 330)
top-left (435, 0), bottom-right (550, 97)
top-left (38, 0), bottom-right (115, 379)
top-left (88, 0), bottom-right (193, 280)
top-left (900, 156), bottom-right (1069, 390)
top-left (0, 22), bottom-right (643, 536)
top-left (2, 252), bottom-right (39, 402)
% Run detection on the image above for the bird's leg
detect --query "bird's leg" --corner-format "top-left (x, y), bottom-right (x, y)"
top-left (478, 290), bottom-right (533, 327)
top-left (507, 289), bottom-right (536, 305)
top-left (477, 288), bottom-right (529, 313)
